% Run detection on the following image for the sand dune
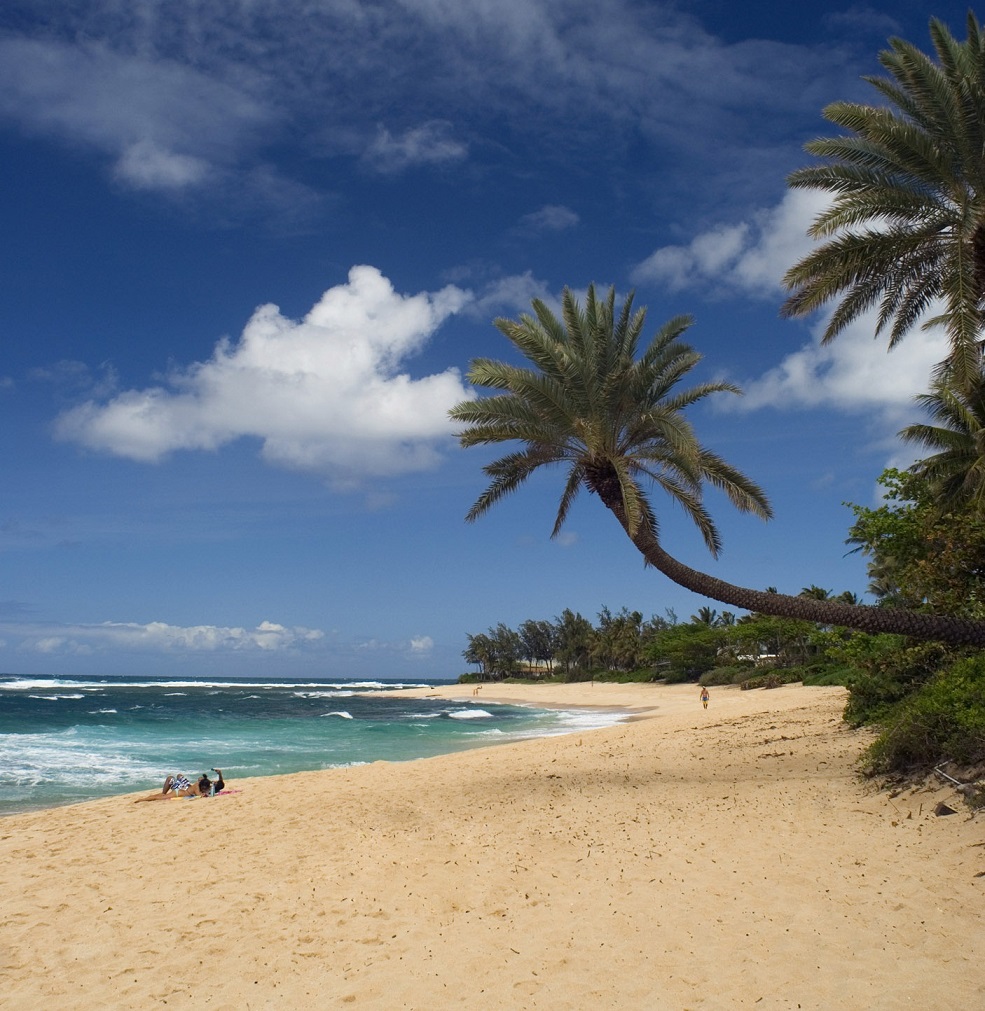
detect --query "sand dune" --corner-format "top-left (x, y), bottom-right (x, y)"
top-left (1, 682), bottom-right (981, 1009)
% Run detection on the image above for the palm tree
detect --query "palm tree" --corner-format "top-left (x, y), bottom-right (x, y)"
top-left (899, 373), bottom-right (985, 509)
top-left (450, 285), bottom-right (985, 646)
top-left (781, 13), bottom-right (985, 388)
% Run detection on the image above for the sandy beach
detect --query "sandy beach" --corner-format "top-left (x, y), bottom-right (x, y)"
top-left (1, 681), bottom-right (981, 1009)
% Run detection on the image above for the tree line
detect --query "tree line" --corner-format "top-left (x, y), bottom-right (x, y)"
top-left (463, 590), bottom-right (863, 683)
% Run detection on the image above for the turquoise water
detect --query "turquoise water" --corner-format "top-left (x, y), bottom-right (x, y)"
top-left (0, 675), bottom-right (624, 814)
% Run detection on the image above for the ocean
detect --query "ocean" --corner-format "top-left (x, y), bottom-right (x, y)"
top-left (0, 674), bottom-right (624, 815)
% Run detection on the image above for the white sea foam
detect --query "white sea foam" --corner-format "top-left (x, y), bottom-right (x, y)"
top-left (27, 694), bottom-right (85, 701)
top-left (89, 709), bottom-right (118, 714)
top-left (446, 709), bottom-right (494, 720)
top-left (319, 711), bottom-right (354, 719)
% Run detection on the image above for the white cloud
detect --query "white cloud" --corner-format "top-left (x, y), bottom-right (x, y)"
top-left (409, 635), bottom-right (434, 653)
top-left (0, 3), bottom-right (868, 211)
top-left (469, 271), bottom-right (555, 318)
top-left (630, 188), bottom-right (948, 425)
top-left (363, 121), bottom-right (468, 173)
top-left (0, 38), bottom-right (270, 193)
top-left (631, 188), bottom-right (829, 297)
top-left (739, 310), bottom-right (948, 424)
top-left (55, 266), bottom-right (474, 485)
top-left (16, 619), bottom-right (324, 655)
top-left (114, 139), bottom-right (211, 190)
top-left (518, 205), bottom-right (580, 232)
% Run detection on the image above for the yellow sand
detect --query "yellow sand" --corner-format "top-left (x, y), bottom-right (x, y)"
top-left (1, 682), bottom-right (981, 1010)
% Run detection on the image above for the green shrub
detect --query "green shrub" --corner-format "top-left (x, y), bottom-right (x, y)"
top-left (739, 670), bottom-right (803, 690)
top-left (699, 666), bottom-right (743, 686)
top-left (838, 636), bottom-right (961, 727)
top-left (865, 654), bottom-right (985, 774)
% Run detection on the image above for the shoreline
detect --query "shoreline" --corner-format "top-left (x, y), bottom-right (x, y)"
top-left (2, 681), bottom-right (981, 1008)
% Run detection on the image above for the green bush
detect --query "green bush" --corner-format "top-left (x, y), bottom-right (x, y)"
top-left (838, 636), bottom-right (961, 727)
top-left (739, 670), bottom-right (803, 690)
top-left (865, 653), bottom-right (985, 774)
top-left (699, 666), bottom-right (744, 686)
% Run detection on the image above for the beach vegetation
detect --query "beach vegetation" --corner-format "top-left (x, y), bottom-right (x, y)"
top-left (864, 652), bottom-right (985, 772)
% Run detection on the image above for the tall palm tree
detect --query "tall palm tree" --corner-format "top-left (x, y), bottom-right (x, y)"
top-left (781, 13), bottom-right (985, 388)
top-left (900, 373), bottom-right (985, 509)
top-left (450, 285), bottom-right (985, 646)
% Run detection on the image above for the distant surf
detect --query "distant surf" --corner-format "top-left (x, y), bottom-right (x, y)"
top-left (0, 674), bottom-right (625, 815)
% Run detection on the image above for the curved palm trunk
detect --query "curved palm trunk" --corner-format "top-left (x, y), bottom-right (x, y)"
top-left (593, 480), bottom-right (985, 648)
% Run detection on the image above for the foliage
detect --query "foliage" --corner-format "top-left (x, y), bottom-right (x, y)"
top-left (740, 670), bottom-right (803, 690)
top-left (865, 653), bottom-right (985, 773)
top-left (828, 632), bottom-right (963, 727)
top-left (645, 622), bottom-right (721, 682)
top-left (846, 468), bottom-right (985, 617)
top-left (781, 12), bottom-right (985, 388)
top-left (900, 373), bottom-right (985, 511)
top-left (699, 665), bottom-right (750, 686)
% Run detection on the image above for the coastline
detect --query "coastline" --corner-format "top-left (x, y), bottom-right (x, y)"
top-left (1, 681), bottom-right (981, 1008)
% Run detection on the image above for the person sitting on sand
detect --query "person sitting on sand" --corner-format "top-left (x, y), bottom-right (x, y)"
top-left (134, 769), bottom-right (224, 802)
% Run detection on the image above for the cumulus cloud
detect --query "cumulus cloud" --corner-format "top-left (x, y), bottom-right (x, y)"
top-left (631, 188), bottom-right (829, 297)
top-left (409, 635), bottom-right (434, 654)
top-left (55, 266), bottom-right (474, 485)
top-left (15, 619), bottom-right (324, 655)
top-left (363, 121), bottom-right (468, 173)
top-left (739, 311), bottom-right (948, 424)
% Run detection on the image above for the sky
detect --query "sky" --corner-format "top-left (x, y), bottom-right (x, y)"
top-left (0, 0), bottom-right (973, 680)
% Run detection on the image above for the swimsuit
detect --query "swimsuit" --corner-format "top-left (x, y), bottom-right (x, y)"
top-left (170, 775), bottom-right (191, 793)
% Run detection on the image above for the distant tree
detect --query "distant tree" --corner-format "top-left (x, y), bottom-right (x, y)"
top-left (518, 618), bottom-right (556, 672)
top-left (463, 633), bottom-right (494, 676)
top-left (487, 623), bottom-right (523, 679)
top-left (554, 608), bottom-right (594, 677)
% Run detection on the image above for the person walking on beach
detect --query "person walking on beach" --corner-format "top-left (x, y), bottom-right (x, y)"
top-left (699, 686), bottom-right (710, 709)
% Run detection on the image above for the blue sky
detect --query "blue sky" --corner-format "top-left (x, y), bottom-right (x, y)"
top-left (0, 1), bottom-right (971, 679)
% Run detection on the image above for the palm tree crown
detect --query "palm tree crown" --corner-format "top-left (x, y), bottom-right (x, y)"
top-left (781, 13), bottom-right (985, 387)
top-left (450, 285), bottom-right (771, 555)
top-left (900, 372), bottom-right (985, 509)
top-left (452, 285), bottom-right (985, 647)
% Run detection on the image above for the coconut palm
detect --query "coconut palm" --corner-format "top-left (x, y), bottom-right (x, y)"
top-left (450, 285), bottom-right (985, 646)
top-left (781, 13), bottom-right (985, 388)
top-left (900, 373), bottom-right (985, 509)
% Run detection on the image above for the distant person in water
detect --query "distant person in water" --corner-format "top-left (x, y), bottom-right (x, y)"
top-left (699, 686), bottom-right (710, 709)
top-left (134, 768), bottom-right (224, 802)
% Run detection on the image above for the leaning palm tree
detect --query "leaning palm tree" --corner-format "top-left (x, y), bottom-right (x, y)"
top-left (781, 13), bottom-right (985, 388)
top-left (900, 373), bottom-right (985, 510)
top-left (450, 285), bottom-right (985, 646)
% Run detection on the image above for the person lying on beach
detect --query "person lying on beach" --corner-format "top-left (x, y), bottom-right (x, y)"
top-left (134, 769), bottom-right (225, 802)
